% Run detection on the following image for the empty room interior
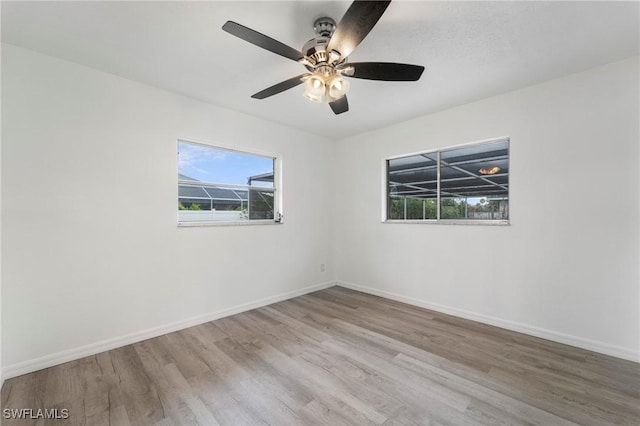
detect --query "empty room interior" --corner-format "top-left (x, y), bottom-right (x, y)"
top-left (1, 1), bottom-right (639, 425)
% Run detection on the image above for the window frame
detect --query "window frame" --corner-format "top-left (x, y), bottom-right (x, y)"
top-left (177, 139), bottom-right (283, 227)
top-left (382, 137), bottom-right (510, 226)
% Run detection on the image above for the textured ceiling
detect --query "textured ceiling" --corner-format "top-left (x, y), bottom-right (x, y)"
top-left (2, 1), bottom-right (639, 139)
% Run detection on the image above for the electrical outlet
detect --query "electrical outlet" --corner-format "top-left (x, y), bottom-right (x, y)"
top-left (320, 263), bottom-right (326, 273)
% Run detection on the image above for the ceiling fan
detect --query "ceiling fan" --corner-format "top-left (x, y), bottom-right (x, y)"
top-left (222, 0), bottom-right (425, 115)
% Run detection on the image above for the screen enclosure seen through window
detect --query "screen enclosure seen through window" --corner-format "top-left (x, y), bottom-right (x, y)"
top-left (387, 138), bottom-right (509, 223)
top-left (178, 141), bottom-right (279, 224)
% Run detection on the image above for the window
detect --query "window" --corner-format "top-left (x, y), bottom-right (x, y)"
top-left (178, 140), bottom-right (280, 225)
top-left (386, 138), bottom-right (509, 224)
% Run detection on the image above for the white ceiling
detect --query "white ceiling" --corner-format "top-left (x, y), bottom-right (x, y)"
top-left (2, 1), bottom-right (639, 139)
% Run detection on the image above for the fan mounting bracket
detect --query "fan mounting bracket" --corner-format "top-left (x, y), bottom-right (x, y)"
top-left (313, 17), bottom-right (336, 37)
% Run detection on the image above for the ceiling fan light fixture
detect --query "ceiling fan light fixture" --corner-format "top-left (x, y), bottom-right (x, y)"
top-left (303, 72), bottom-right (326, 102)
top-left (339, 66), bottom-right (355, 77)
top-left (327, 74), bottom-right (350, 99)
top-left (328, 49), bottom-right (341, 64)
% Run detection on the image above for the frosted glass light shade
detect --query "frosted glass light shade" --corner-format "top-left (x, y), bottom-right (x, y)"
top-left (303, 73), bottom-right (326, 102)
top-left (327, 74), bottom-right (349, 99)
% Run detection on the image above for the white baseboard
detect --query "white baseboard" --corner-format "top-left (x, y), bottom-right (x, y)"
top-left (336, 280), bottom-right (639, 363)
top-left (2, 281), bottom-right (337, 380)
top-left (4, 279), bottom-right (636, 381)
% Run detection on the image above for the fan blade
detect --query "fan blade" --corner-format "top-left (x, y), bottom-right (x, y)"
top-left (251, 74), bottom-right (309, 99)
top-left (327, 1), bottom-right (391, 61)
top-left (222, 21), bottom-right (304, 62)
top-left (329, 95), bottom-right (349, 115)
top-left (341, 62), bottom-right (425, 81)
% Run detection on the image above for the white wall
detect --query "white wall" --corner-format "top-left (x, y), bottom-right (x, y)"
top-left (1, 44), bottom-right (335, 375)
top-left (333, 57), bottom-right (640, 361)
top-left (2, 43), bottom-right (638, 379)
top-left (0, 30), bottom-right (3, 388)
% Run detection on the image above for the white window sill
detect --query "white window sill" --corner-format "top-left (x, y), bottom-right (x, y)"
top-left (178, 220), bottom-right (283, 228)
top-left (383, 219), bottom-right (510, 226)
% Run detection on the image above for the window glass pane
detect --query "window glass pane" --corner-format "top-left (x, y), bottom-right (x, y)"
top-left (178, 142), bottom-right (273, 186)
top-left (386, 139), bottom-right (508, 223)
top-left (178, 141), bottom-right (276, 223)
top-left (388, 198), bottom-right (405, 220)
top-left (387, 153), bottom-right (437, 220)
top-left (439, 140), bottom-right (508, 220)
top-left (249, 188), bottom-right (275, 220)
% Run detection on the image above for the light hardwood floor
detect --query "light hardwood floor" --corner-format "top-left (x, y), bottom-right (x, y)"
top-left (2, 287), bottom-right (639, 425)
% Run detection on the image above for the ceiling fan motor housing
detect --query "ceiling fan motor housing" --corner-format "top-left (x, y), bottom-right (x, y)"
top-left (302, 37), bottom-right (331, 68)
